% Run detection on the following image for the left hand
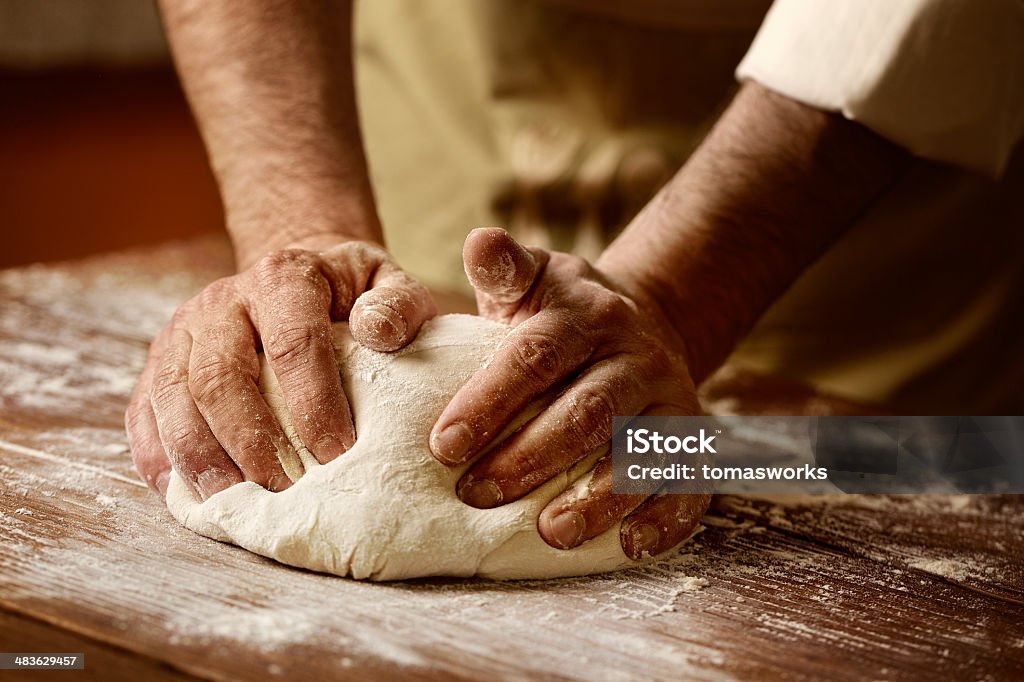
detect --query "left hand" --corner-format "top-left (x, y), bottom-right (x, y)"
top-left (429, 228), bottom-right (710, 560)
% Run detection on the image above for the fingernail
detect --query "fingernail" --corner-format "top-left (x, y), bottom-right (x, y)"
top-left (430, 422), bottom-right (474, 464)
top-left (315, 434), bottom-right (350, 462)
top-left (458, 478), bottom-right (503, 508)
top-left (197, 468), bottom-right (237, 500)
top-left (268, 472), bottom-right (292, 492)
top-left (155, 471), bottom-right (170, 497)
top-left (625, 523), bottom-right (661, 560)
top-left (545, 510), bottom-right (585, 549)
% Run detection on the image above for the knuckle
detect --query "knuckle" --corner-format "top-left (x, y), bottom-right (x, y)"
top-left (341, 240), bottom-right (388, 262)
top-left (188, 354), bottom-right (242, 406)
top-left (589, 292), bottom-right (631, 328)
top-left (254, 249), bottom-right (321, 287)
top-left (201, 322), bottom-right (245, 358)
top-left (196, 277), bottom-right (238, 310)
top-left (510, 333), bottom-right (563, 384)
top-left (513, 447), bottom-right (561, 491)
top-left (161, 421), bottom-right (203, 465)
top-left (150, 361), bottom-right (188, 405)
top-left (255, 248), bottom-right (303, 272)
top-left (254, 254), bottom-right (333, 316)
top-left (564, 384), bottom-right (616, 449)
top-left (325, 241), bottom-right (385, 278)
top-left (264, 325), bottom-right (326, 370)
top-left (326, 241), bottom-right (387, 282)
top-left (229, 435), bottom-right (277, 481)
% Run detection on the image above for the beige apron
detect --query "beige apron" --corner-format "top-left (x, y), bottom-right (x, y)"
top-left (355, 0), bottom-right (1024, 412)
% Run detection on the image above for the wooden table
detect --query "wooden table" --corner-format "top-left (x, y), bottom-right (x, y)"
top-left (1, 237), bottom-right (1021, 681)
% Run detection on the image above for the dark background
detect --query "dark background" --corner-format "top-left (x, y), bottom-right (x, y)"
top-left (0, 1), bottom-right (221, 268)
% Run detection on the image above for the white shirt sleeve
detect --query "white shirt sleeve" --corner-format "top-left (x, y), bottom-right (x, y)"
top-left (736, 0), bottom-right (1024, 177)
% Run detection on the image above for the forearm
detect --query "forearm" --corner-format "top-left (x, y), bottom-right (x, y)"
top-left (159, 0), bottom-right (381, 268)
top-left (599, 82), bottom-right (910, 383)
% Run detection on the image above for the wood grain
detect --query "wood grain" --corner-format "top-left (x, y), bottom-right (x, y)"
top-left (0, 609), bottom-right (197, 682)
top-left (1, 237), bottom-right (1021, 681)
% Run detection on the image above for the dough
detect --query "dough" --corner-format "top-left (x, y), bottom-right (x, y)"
top-left (166, 314), bottom-right (637, 580)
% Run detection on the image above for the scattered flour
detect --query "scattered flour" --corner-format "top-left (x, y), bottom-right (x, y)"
top-left (167, 607), bottom-right (319, 652)
top-left (95, 493), bottom-right (118, 509)
top-left (908, 558), bottom-right (971, 582)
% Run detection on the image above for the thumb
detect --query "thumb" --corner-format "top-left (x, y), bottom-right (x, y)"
top-left (463, 227), bottom-right (547, 308)
top-left (349, 260), bottom-right (438, 353)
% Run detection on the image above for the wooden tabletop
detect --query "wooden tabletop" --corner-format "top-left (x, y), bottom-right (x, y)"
top-left (1, 236), bottom-right (1021, 681)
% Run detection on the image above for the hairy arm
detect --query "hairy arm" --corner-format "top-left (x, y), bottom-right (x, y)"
top-left (600, 81), bottom-right (911, 382)
top-left (159, 0), bottom-right (381, 266)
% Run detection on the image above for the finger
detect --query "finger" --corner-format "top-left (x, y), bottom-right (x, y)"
top-left (537, 398), bottom-right (710, 555)
top-left (618, 401), bottom-right (709, 560)
top-left (455, 354), bottom-right (647, 506)
top-left (350, 260), bottom-right (438, 352)
top-left (462, 227), bottom-right (547, 310)
top-left (318, 241), bottom-right (437, 352)
top-left (188, 304), bottom-right (294, 491)
top-left (429, 309), bottom-right (594, 465)
top-left (150, 327), bottom-right (243, 501)
top-left (537, 455), bottom-right (648, 550)
top-left (620, 491), bottom-right (711, 561)
top-left (249, 250), bottom-right (355, 463)
top-left (128, 398), bottom-right (173, 498)
top-left (126, 329), bottom-right (173, 497)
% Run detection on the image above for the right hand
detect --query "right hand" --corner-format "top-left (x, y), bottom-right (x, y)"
top-left (125, 237), bottom-right (437, 501)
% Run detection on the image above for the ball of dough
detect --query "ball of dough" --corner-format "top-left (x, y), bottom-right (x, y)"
top-left (166, 314), bottom-right (635, 580)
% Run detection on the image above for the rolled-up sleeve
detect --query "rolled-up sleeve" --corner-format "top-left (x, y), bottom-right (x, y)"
top-left (736, 0), bottom-right (1024, 177)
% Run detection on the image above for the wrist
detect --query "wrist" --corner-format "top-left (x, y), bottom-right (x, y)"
top-left (226, 185), bottom-right (384, 270)
top-left (599, 248), bottom-right (717, 385)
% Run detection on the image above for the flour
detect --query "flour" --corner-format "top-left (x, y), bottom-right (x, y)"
top-left (0, 237), bottom-right (231, 419)
top-left (166, 314), bottom-right (662, 580)
top-left (908, 558), bottom-right (971, 581)
top-left (0, 236), bottom-right (229, 343)
top-left (167, 607), bottom-right (320, 651)
top-left (0, 354), bottom-right (137, 412)
top-left (95, 493), bottom-right (118, 509)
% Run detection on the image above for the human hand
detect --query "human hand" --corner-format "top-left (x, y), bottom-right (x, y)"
top-left (126, 236), bottom-right (437, 501)
top-left (429, 228), bottom-right (709, 560)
